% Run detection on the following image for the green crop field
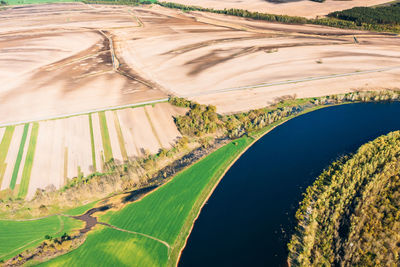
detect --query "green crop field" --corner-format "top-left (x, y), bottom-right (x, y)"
top-left (113, 111), bottom-right (128, 161)
top-left (63, 201), bottom-right (98, 216)
top-left (9, 124), bottom-right (29, 190)
top-left (98, 112), bottom-right (113, 163)
top-left (0, 215), bottom-right (82, 262)
top-left (40, 227), bottom-right (167, 267)
top-left (0, 126), bottom-right (15, 186)
top-left (88, 114), bottom-right (97, 171)
top-left (40, 136), bottom-right (253, 266)
top-left (18, 123), bottom-right (39, 198)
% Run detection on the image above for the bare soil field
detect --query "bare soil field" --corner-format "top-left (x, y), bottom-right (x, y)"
top-left (1, 3), bottom-right (399, 118)
top-left (167, 0), bottom-right (392, 18)
top-left (0, 3), bottom-right (166, 125)
top-left (118, 5), bottom-right (400, 113)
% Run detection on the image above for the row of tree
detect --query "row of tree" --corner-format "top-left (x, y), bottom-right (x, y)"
top-left (329, 3), bottom-right (400, 26)
top-left (171, 90), bottom-right (400, 139)
top-left (157, 1), bottom-right (400, 33)
top-left (79, 0), bottom-right (400, 33)
top-left (287, 131), bottom-right (400, 266)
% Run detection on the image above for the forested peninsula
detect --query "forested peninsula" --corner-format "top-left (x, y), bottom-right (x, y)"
top-left (288, 131), bottom-right (400, 266)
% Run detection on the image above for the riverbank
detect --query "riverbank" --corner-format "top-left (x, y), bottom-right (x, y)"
top-left (178, 101), bottom-right (400, 266)
top-left (3, 91), bottom-right (400, 266)
top-left (172, 103), bottom-right (338, 266)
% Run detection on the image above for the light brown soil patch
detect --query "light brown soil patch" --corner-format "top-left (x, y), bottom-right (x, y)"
top-left (167, 0), bottom-right (392, 18)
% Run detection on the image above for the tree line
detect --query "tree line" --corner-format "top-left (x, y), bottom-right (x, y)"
top-left (171, 90), bottom-right (400, 139)
top-left (329, 3), bottom-right (400, 26)
top-left (157, 1), bottom-right (400, 33)
top-left (80, 0), bottom-right (400, 33)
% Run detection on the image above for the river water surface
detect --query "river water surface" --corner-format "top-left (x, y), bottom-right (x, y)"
top-left (179, 102), bottom-right (400, 267)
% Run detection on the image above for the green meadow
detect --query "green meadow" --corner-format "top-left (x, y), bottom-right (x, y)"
top-left (0, 215), bottom-right (82, 262)
top-left (0, 126), bottom-right (15, 187)
top-left (18, 123), bottom-right (39, 198)
top-left (40, 136), bottom-right (253, 266)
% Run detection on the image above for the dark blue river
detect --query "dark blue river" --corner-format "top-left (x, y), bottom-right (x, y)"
top-left (179, 102), bottom-right (400, 267)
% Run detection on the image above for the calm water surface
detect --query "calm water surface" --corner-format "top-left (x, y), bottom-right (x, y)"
top-left (179, 102), bottom-right (400, 267)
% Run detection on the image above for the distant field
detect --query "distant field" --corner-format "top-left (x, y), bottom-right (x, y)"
top-left (41, 136), bottom-right (253, 266)
top-left (5, 0), bottom-right (77, 4)
top-left (0, 216), bottom-right (82, 262)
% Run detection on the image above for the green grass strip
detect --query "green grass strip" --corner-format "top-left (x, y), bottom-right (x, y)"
top-left (98, 112), bottom-right (113, 162)
top-left (18, 123), bottom-right (39, 198)
top-left (88, 114), bottom-right (97, 171)
top-left (0, 126), bottom-right (15, 186)
top-left (64, 147), bottom-right (68, 184)
top-left (113, 111), bottom-right (128, 161)
top-left (144, 107), bottom-right (163, 148)
top-left (0, 215), bottom-right (83, 262)
top-left (9, 124), bottom-right (29, 190)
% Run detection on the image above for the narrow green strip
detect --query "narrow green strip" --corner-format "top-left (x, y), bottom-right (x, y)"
top-left (98, 112), bottom-right (113, 162)
top-left (113, 111), bottom-right (128, 161)
top-left (9, 124), bottom-right (29, 190)
top-left (144, 107), bottom-right (163, 148)
top-left (64, 147), bottom-right (68, 184)
top-left (0, 126), bottom-right (15, 186)
top-left (18, 123), bottom-right (39, 198)
top-left (88, 114), bottom-right (97, 171)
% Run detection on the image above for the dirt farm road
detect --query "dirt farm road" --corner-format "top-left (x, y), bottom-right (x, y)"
top-left (0, 98), bottom-right (169, 128)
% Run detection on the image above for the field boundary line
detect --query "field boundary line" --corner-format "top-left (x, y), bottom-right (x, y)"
top-left (18, 122), bottom-right (39, 198)
top-left (9, 124), bottom-right (29, 190)
top-left (0, 126), bottom-right (15, 186)
top-left (98, 112), bottom-right (113, 162)
top-left (144, 106), bottom-right (164, 148)
top-left (0, 98), bottom-right (169, 128)
top-left (98, 222), bottom-right (171, 251)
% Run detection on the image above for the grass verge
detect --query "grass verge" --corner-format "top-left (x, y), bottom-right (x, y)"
top-left (88, 114), bottom-right (97, 171)
top-left (0, 126), bottom-right (15, 186)
top-left (144, 107), bottom-right (163, 148)
top-left (113, 111), bottom-right (128, 161)
top-left (18, 123), bottom-right (39, 198)
top-left (98, 112), bottom-right (113, 163)
top-left (0, 215), bottom-right (82, 262)
top-left (9, 124), bottom-right (29, 190)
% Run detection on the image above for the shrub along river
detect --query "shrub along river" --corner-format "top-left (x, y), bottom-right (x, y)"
top-left (179, 102), bottom-right (400, 267)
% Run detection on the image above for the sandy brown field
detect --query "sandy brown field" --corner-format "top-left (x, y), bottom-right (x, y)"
top-left (167, 0), bottom-right (392, 18)
top-left (0, 3), bottom-right (166, 125)
top-left (115, 5), bottom-right (400, 113)
top-left (1, 3), bottom-right (399, 119)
